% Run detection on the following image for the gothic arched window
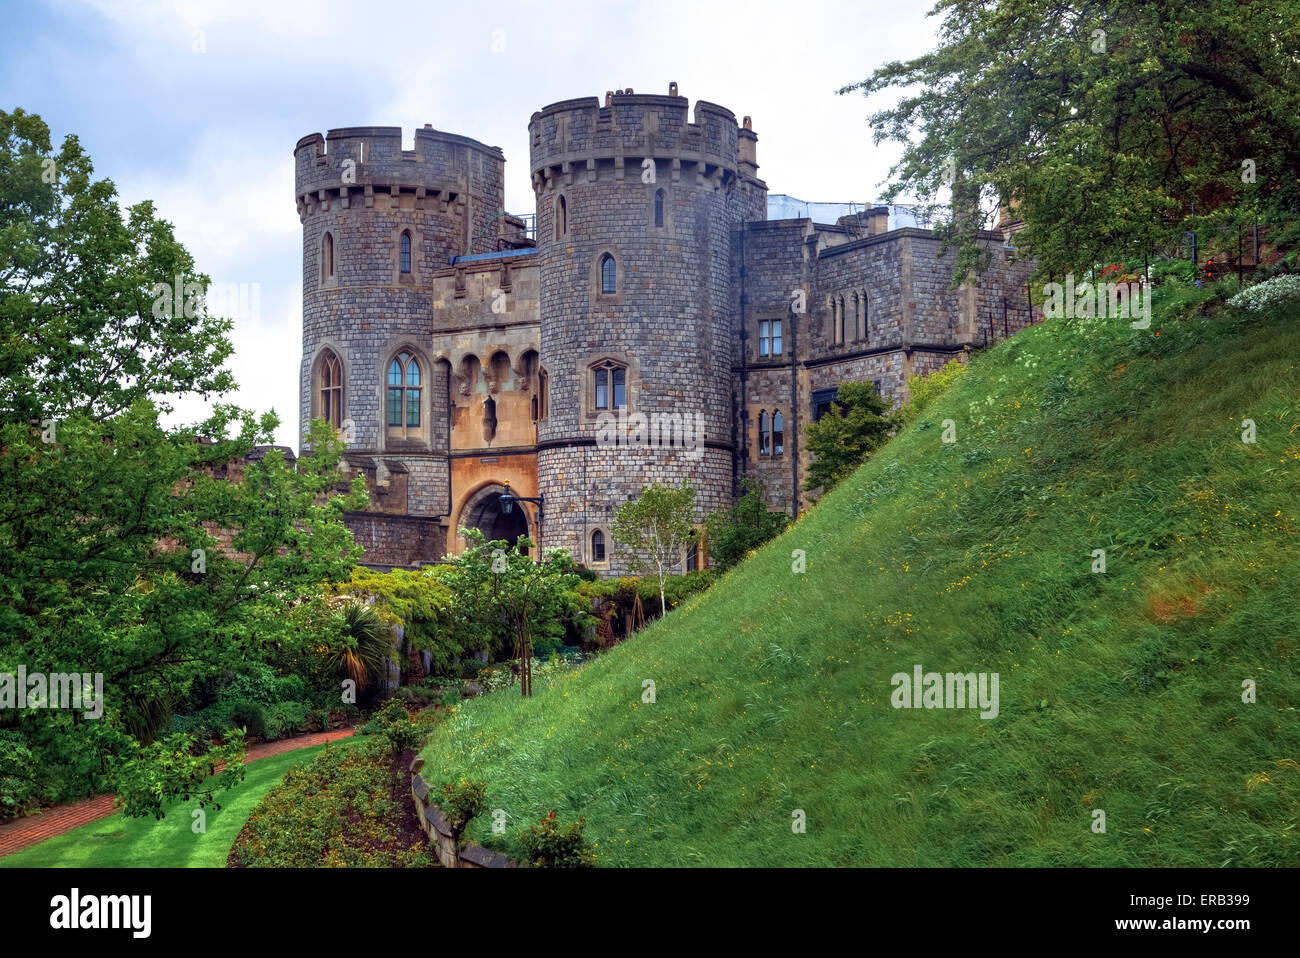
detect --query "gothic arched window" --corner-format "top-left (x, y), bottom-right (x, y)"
top-left (387, 351), bottom-right (421, 433)
top-left (591, 529), bottom-right (606, 563)
top-left (400, 231), bottom-right (412, 274)
top-left (318, 349), bottom-right (342, 429)
top-left (600, 253), bottom-right (616, 294)
top-left (759, 410), bottom-right (770, 456)
top-left (773, 410), bottom-right (784, 456)
top-left (592, 360), bottom-right (627, 410)
top-left (654, 189), bottom-right (665, 228)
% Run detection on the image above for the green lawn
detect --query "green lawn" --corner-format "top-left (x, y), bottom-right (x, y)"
top-left (423, 281), bottom-right (1300, 866)
top-left (0, 741), bottom-right (351, 867)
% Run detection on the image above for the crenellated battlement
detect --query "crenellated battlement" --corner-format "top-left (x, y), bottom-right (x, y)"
top-left (528, 85), bottom-right (754, 193)
top-left (294, 125), bottom-right (506, 221)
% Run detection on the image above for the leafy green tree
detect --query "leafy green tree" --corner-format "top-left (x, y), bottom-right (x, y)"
top-left (0, 109), bottom-right (366, 815)
top-left (612, 484), bottom-right (697, 616)
top-left (328, 568), bottom-right (457, 680)
top-left (840, 0), bottom-right (1300, 284)
top-left (802, 382), bottom-right (899, 497)
top-left (704, 479), bottom-right (791, 572)
top-left (440, 529), bottom-right (589, 697)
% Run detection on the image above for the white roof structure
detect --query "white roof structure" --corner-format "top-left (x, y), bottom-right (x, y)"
top-left (766, 194), bottom-right (932, 230)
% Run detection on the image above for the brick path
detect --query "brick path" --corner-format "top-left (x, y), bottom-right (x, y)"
top-left (0, 728), bottom-right (354, 859)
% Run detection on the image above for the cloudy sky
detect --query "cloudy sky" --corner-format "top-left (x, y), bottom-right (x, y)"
top-left (3, 0), bottom-right (941, 450)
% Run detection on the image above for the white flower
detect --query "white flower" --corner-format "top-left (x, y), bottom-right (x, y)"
top-left (1228, 274), bottom-right (1300, 313)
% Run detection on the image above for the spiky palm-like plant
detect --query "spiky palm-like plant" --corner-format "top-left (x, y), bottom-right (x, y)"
top-left (326, 602), bottom-right (396, 689)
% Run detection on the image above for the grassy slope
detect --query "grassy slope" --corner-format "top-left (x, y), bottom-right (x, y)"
top-left (0, 742), bottom-right (348, 867)
top-left (423, 286), bottom-right (1300, 866)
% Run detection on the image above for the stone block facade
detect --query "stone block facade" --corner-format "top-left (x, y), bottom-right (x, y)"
top-left (296, 84), bottom-right (1039, 572)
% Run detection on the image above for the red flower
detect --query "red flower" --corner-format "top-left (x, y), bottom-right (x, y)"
top-left (548, 810), bottom-right (556, 819)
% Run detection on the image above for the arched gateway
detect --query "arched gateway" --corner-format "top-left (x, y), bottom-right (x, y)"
top-left (458, 483), bottom-right (529, 550)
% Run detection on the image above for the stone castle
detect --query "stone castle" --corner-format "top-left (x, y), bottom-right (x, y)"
top-left (296, 84), bottom-right (1036, 574)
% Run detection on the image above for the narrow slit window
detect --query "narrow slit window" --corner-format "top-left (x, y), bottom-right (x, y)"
top-left (654, 189), bottom-right (664, 228)
top-left (600, 253), bottom-right (616, 294)
top-left (400, 231), bottom-right (412, 274)
top-left (773, 411), bottom-right (784, 456)
top-left (759, 411), bottom-right (770, 456)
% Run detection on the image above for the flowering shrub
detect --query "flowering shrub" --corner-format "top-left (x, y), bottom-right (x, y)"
top-left (1228, 274), bottom-right (1300, 314)
top-left (519, 811), bottom-right (596, 868)
top-left (229, 738), bottom-right (432, 868)
top-left (439, 778), bottom-right (487, 836)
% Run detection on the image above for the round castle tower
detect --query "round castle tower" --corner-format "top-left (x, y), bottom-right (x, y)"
top-left (530, 88), bottom-right (759, 568)
top-left (295, 125), bottom-right (508, 557)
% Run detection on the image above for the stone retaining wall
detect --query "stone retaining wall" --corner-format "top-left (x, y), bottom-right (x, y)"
top-left (408, 756), bottom-right (515, 868)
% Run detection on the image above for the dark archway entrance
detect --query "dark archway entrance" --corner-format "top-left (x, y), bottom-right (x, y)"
top-left (461, 484), bottom-right (529, 551)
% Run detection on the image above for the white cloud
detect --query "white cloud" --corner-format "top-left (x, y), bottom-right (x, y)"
top-left (26, 0), bottom-right (943, 449)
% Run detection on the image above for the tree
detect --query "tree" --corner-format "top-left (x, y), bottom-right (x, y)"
top-left (704, 478), bottom-right (791, 571)
top-left (612, 484), bottom-right (697, 616)
top-left (802, 382), bottom-right (899, 497)
top-left (440, 529), bottom-right (589, 697)
top-left (0, 109), bottom-right (367, 816)
top-left (840, 0), bottom-right (1300, 284)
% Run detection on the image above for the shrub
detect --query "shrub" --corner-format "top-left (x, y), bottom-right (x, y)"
top-left (383, 710), bottom-right (438, 756)
top-left (704, 478), bottom-right (791, 572)
top-left (519, 812), bottom-right (596, 868)
top-left (230, 741), bottom-right (432, 868)
top-left (1228, 274), bottom-right (1300, 314)
top-left (899, 358), bottom-right (968, 423)
top-left (439, 688), bottom-right (461, 707)
top-left (219, 664), bottom-right (278, 707)
top-left (0, 730), bottom-right (40, 820)
top-left (357, 698), bottom-right (410, 736)
top-left (1148, 257), bottom-right (1196, 287)
top-left (226, 700), bottom-right (267, 739)
top-left (309, 707), bottom-right (334, 732)
top-left (439, 779), bottom-right (486, 837)
top-left (394, 685), bottom-right (438, 707)
top-left (271, 675), bottom-right (306, 704)
top-left (269, 701), bottom-right (310, 736)
top-left (458, 659), bottom-right (488, 680)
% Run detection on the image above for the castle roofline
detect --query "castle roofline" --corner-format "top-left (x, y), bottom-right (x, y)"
top-left (815, 226), bottom-right (1010, 258)
top-left (294, 126), bottom-right (504, 161)
top-left (530, 92), bottom-right (739, 125)
top-left (449, 248), bottom-right (538, 266)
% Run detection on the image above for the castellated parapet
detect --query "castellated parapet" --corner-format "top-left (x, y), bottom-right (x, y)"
top-left (296, 126), bottom-right (514, 563)
top-left (530, 92), bottom-right (764, 565)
